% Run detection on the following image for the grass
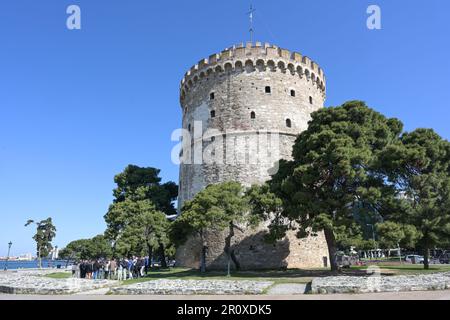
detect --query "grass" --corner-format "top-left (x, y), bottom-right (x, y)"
top-left (351, 263), bottom-right (450, 275)
top-left (43, 263), bottom-right (450, 284)
top-left (120, 267), bottom-right (360, 286)
top-left (45, 272), bottom-right (72, 279)
top-left (119, 263), bottom-right (450, 286)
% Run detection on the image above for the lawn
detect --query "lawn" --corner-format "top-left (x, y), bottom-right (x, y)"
top-left (45, 272), bottom-right (72, 279)
top-left (120, 263), bottom-right (450, 285)
top-left (351, 263), bottom-right (450, 275)
top-left (121, 267), bottom-right (348, 286)
top-left (44, 264), bottom-right (450, 284)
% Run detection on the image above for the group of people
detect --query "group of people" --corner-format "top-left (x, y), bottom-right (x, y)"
top-left (71, 257), bottom-right (150, 280)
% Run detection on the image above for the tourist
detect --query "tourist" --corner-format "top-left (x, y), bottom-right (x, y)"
top-left (104, 259), bottom-right (110, 279)
top-left (144, 255), bottom-right (150, 274)
top-left (117, 260), bottom-right (123, 281)
top-left (121, 259), bottom-right (128, 280)
top-left (71, 262), bottom-right (77, 277)
top-left (138, 257), bottom-right (145, 277)
top-left (109, 259), bottom-right (117, 280)
top-left (79, 260), bottom-right (86, 279)
top-left (127, 258), bottom-right (134, 280)
top-left (86, 260), bottom-right (93, 279)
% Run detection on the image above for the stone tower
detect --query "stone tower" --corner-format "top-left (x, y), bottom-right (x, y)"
top-left (176, 42), bottom-right (330, 270)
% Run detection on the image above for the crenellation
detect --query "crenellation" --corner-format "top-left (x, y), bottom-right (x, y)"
top-left (180, 42), bottom-right (326, 99)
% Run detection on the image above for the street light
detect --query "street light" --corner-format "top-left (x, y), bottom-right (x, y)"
top-left (4, 241), bottom-right (12, 271)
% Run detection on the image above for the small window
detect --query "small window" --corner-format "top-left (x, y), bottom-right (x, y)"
top-left (286, 119), bottom-right (292, 128)
top-left (210, 92), bottom-right (215, 100)
top-left (211, 136), bottom-right (215, 141)
top-left (265, 86), bottom-right (271, 94)
top-left (290, 90), bottom-right (296, 97)
top-left (309, 96), bottom-right (313, 104)
top-left (210, 110), bottom-right (215, 118)
top-left (188, 124), bottom-right (191, 132)
top-left (250, 111), bottom-right (256, 119)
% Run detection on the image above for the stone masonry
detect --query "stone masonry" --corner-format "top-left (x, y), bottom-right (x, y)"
top-left (175, 42), bottom-right (329, 270)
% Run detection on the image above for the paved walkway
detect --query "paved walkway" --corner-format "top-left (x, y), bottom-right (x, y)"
top-left (266, 283), bottom-right (307, 295)
top-left (2, 290), bottom-right (450, 300)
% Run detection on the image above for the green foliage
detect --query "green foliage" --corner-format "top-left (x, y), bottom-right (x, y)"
top-left (25, 218), bottom-right (57, 260)
top-left (104, 165), bottom-right (178, 259)
top-left (59, 234), bottom-right (112, 260)
top-left (264, 101), bottom-right (403, 270)
top-left (112, 165), bottom-right (178, 214)
top-left (173, 182), bottom-right (250, 244)
top-left (375, 221), bottom-right (420, 249)
top-left (381, 129), bottom-right (450, 267)
top-left (172, 181), bottom-right (252, 271)
top-left (115, 199), bottom-right (170, 258)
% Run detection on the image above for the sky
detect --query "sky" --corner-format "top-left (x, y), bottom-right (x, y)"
top-left (0, 0), bottom-right (449, 256)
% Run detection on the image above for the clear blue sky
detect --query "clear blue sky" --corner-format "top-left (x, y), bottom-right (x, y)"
top-left (0, 0), bottom-right (449, 256)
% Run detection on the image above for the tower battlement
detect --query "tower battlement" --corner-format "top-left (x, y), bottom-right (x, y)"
top-left (180, 42), bottom-right (326, 104)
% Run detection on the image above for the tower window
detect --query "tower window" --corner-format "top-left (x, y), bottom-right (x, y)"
top-left (290, 90), bottom-right (296, 97)
top-left (309, 96), bottom-right (313, 104)
top-left (250, 111), bottom-right (256, 119)
top-left (265, 86), bottom-right (271, 94)
top-left (188, 124), bottom-right (191, 132)
top-left (286, 119), bottom-right (292, 128)
top-left (210, 110), bottom-right (215, 118)
top-left (210, 92), bottom-right (215, 100)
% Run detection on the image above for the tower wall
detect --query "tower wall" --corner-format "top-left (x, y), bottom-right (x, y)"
top-left (176, 42), bottom-right (330, 270)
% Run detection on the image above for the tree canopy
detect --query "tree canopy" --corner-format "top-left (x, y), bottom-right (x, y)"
top-left (263, 101), bottom-right (404, 270)
top-left (172, 181), bottom-right (253, 273)
top-left (25, 217), bottom-right (57, 267)
top-left (102, 165), bottom-right (177, 265)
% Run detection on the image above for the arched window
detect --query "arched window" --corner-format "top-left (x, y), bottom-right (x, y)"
top-left (256, 59), bottom-right (265, 72)
top-left (210, 92), bottom-right (215, 100)
top-left (245, 60), bottom-right (255, 73)
top-left (250, 111), bottom-right (256, 119)
top-left (290, 90), bottom-right (296, 97)
top-left (286, 119), bottom-right (292, 128)
top-left (210, 110), bottom-right (215, 118)
top-left (309, 96), bottom-right (313, 104)
top-left (267, 60), bottom-right (276, 72)
top-left (265, 86), bottom-right (271, 94)
top-left (188, 123), bottom-right (191, 132)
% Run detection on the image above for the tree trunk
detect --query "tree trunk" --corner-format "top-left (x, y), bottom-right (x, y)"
top-left (200, 230), bottom-right (207, 273)
top-left (231, 250), bottom-right (240, 271)
top-left (38, 246), bottom-right (42, 269)
top-left (224, 222), bottom-right (240, 273)
top-left (159, 243), bottom-right (167, 268)
top-left (423, 246), bottom-right (430, 270)
top-left (324, 228), bottom-right (339, 272)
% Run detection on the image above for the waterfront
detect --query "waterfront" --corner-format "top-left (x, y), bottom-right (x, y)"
top-left (0, 259), bottom-right (69, 270)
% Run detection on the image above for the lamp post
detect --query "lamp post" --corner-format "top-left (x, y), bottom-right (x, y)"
top-left (4, 241), bottom-right (12, 271)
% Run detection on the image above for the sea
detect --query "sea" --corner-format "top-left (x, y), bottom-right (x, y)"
top-left (0, 259), bottom-right (71, 270)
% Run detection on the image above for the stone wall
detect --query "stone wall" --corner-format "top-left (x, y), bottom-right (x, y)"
top-left (311, 272), bottom-right (450, 294)
top-left (176, 42), bottom-right (329, 270)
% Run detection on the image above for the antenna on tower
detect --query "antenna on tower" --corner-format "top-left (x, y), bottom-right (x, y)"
top-left (247, 4), bottom-right (256, 43)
